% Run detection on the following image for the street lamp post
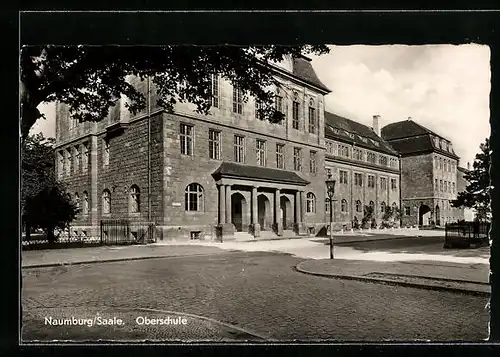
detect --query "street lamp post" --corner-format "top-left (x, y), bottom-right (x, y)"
top-left (326, 174), bottom-right (336, 259)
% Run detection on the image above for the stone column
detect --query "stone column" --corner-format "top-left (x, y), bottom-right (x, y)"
top-left (225, 185), bottom-right (232, 224)
top-left (300, 191), bottom-right (306, 223)
top-left (274, 189), bottom-right (283, 236)
top-left (295, 191), bottom-right (301, 224)
top-left (294, 190), bottom-right (306, 235)
top-left (219, 184), bottom-right (226, 225)
top-left (251, 186), bottom-right (260, 237)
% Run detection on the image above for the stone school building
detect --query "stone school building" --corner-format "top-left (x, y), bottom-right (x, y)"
top-left (53, 55), bottom-right (463, 242)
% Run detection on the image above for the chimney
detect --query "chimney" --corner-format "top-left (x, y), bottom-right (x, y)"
top-left (373, 115), bottom-right (381, 137)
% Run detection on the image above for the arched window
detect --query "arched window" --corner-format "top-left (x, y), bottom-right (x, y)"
top-left (185, 183), bottom-right (204, 212)
top-left (355, 200), bottom-right (362, 212)
top-left (381, 201), bottom-right (386, 213)
top-left (83, 191), bottom-right (89, 215)
top-left (392, 202), bottom-right (397, 209)
top-left (130, 185), bottom-right (140, 213)
top-left (74, 193), bottom-right (80, 210)
top-left (341, 199), bottom-right (348, 212)
top-left (369, 201), bottom-right (375, 211)
top-left (102, 189), bottom-right (111, 214)
top-left (306, 193), bottom-right (316, 213)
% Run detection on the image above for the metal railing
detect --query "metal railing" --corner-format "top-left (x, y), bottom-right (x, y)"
top-left (100, 219), bottom-right (156, 245)
top-left (444, 221), bottom-right (490, 248)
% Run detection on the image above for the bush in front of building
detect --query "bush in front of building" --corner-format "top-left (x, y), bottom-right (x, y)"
top-left (362, 205), bottom-right (375, 229)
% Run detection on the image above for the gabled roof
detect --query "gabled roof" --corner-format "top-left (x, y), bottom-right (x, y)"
top-left (292, 57), bottom-right (330, 93)
top-left (324, 112), bottom-right (398, 156)
top-left (212, 162), bottom-right (310, 185)
top-left (381, 119), bottom-right (436, 141)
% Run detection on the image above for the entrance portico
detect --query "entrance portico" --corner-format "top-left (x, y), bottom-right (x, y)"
top-left (212, 162), bottom-right (310, 240)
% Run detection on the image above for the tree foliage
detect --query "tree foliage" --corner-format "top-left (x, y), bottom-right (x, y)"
top-left (451, 137), bottom-right (491, 221)
top-left (20, 45), bottom-right (330, 139)
top-left (21, 133), bottom-right (79, 242)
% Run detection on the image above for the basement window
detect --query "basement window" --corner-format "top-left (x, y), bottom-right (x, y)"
top-left (190, 231), bottom-right (202, 240)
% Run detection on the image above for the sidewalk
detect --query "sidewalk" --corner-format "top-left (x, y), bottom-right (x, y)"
top-left (22, 244), bottom-right (227, 268)
top-left (296, 259), bottom-right (490, 296)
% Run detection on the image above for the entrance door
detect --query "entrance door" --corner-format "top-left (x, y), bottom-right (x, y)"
top-left (257, 194), bottom-right (270, 230)
top-left (231, 193), bottom-right (246, 232)
top-left (280, 196), bottom-right (292, 230)
top-left (419, 204), bottom-right (431, 226)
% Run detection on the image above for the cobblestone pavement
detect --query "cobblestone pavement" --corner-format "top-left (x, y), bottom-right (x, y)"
top-left (22, 251), bottom-right (489, 342)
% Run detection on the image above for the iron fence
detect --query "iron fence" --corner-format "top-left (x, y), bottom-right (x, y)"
top-left (444, 221), bottom-right (490, 248)
top-left (100, 219), bottom-right (156, 245)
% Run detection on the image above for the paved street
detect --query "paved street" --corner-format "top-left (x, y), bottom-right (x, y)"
top-left (22, 249), bottom-right (489, 342)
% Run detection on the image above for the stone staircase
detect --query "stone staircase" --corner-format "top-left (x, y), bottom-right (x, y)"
top-left (234, 232), bottom-right (254, 242)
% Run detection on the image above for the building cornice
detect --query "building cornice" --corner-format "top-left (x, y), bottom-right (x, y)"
top-left (325, 155), bottom-right (400, 175)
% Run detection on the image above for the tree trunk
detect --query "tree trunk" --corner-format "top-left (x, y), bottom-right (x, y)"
top-left (46, 227), bottom-right (56, 243)
top-left (20, 80), bottom-right (43, 141)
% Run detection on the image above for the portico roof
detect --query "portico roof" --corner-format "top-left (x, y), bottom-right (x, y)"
top-left (212, 162), bottom-right (310, 186)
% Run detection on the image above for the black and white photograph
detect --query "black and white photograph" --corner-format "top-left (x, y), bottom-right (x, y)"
top-left (20, 18), bottom-right (494, 344)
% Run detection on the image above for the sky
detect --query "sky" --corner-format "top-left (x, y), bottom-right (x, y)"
top-left (310, 44), bottom-right (491, 167)
top-left (31, 44), bottom-right (491, 167)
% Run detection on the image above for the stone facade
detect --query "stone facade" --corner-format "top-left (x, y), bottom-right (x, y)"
top-left (381, 120), bottom-right (465, 227)
top-left (54, 56), bottom-right (331, 241)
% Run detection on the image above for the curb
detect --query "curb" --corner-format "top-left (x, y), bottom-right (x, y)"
top-left (317, 235), bottom-right (431, 245)
top-left (22, 252), bottom-right (224, 269)
top-left (295, 262), bottom-right (491, 297)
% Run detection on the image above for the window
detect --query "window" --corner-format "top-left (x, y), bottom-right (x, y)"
top-left (83, 191), bottom-right (89, 214)
top-left (309, 151), bottom-right (317, 173)
top-left (341, 199), bottom-right (348, 213)
top-left (255, 100), bottom-right (262, 120)
top-left (234, 135), bottom-right (245, 163)
top-left (308, 99), bottom-right (316, 134)
top-left (209, 129), bottom-right (221, 160)
top-left (276, 144), bottom-right (285, 169)
top-left (339, 170), bottom-right (348, 184)
top-left (381, 201), bottom-right (386, 213)
top-left (353, 148), bottom-right (363, 161)
top-left (74, 146), bottom-right (81, 173)
top-left (233, 87), bottom-right (243, 114)
top-left (74, 193), bottom-right (80, 210)
top-left (210, 74), bottom-right (219, 108)
top-left (103, 138), bottom-right (110, 167)
top-left (452, 182), bottom-right (455, 193)
top-left (354, 173), bottom-right (363, 186)
top-left (405, 206), bottom-right (411, 216)
top-left (292, 100), bottom-right (300, 130)
top-left (58, 151), bottom-right (64, 178)
top-left (439, 158), bottom-right (443, 170)
top-left (82, 143), bottom-right (89, 172)
top-left (391, 178), bottom-right (397, 190)
top-left (102, 189), bottom-right (111, 214)
top-left (293, 147), bottom-right (302, 171)
top-left (256, 139), bottom-right (267, 167)
top-left (379, 155), bottom-right (388, 166)
top-left (434, 157), bottom-right (438, 169)
top-left (185, 183), bottom-right (204, 212)
top-left (368, 175), bottom-right (375, 188)
top-left (369, 201), bottom-right (375, 211)
top-left (392, 202), bottom-right (397, 210)
top-left (66, 148), bottom-right (72, 176)
top-left (326, 141), bottom-right (334, 154)
top-left (275, 89), bottom-right (285, 123)
top-left (338, 144), bottom-right (350, 158)
top-left (389, 158), bottom-right (398, 168)
top-left (440, 180), bottom-right (443, 192)
top-left (367, 152), bottom-right (376, 163)
top-left (129, 185), bottom-right (140, 213)
top-left (380, 177), bottom-right (387, 190)
top-left (306, 193), bottom-right (316, 213)
top-left (435, 179), bottom-right (438, 191)
top-left (180, 123), bottom-right (193, 155)
top-left (356, 200), bottom-right (362, 212)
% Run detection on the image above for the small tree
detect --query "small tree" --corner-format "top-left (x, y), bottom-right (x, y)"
top-left (21, 133), bottom-right (79, 243)
top-left (352, 216), bottom-right (360, 229)
top-left (362, 205), bottom-right (375, 229)
top-left (24, 185), bottom-right (79, 243)
top-left (451, 138), bottom-right (491, 221)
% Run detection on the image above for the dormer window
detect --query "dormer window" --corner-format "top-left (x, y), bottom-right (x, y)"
top-left (434, 137), bottom-right (440, 147)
